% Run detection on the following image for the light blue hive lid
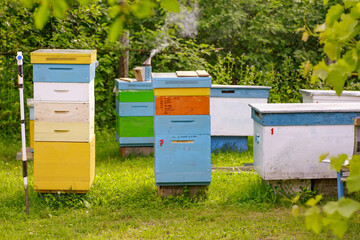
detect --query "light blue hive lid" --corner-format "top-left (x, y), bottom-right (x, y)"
top-left (152, 72), bottom-right (212, 89)
top-left (211, 84), bottom-right (271, 98)
top-left (250, 103), bottom-right (360, 126)
top-left (115, 79), bottom-right (153, 90)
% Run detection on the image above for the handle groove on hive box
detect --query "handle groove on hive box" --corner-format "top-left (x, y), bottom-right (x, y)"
top-left (54, 130), bottom-right (70, 133)
top-left (49, 67), bottom-right (74, 71)
top-left (54, 90), bottom-right (70, 92)
top-left (171, 120), bottom-right (195, 123)
top-left (54, 111), bottom-right (70, 114)
top-left (221, 90), bottom-right (235, 94)
top-left (172, 140), bottom-right (194, 143)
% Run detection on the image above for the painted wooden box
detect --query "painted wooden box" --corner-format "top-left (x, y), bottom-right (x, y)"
top-left (33, 136), bottom-right (95, 193)
top-left (116, 101), bottom-right (153, 116)
top-left (154, 115), bottom-right (210, 135)
top-left (154, 134), bottom-right (211, 185)
top-left (31, 49), bottom-right (97, 64)
top-left (210, 85), bottom-right (271, 153)
top-left (33, 62), bottom-right (96, 83)
top-left (34, 80), bottom-right (94, 102)
top-left (250, 103), bottom-right (360, 180)
top-left (155, 96), bottom-right (210, 115)
top-left (35, 119), bottom-right (94, 142)
top-left (299, 89), bottom-right (360, 103)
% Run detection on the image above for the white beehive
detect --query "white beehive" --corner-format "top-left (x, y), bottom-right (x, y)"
top-left (250, 103), bottom-right (360, 180)
top-left (299, 89), bottom-right (360, 103)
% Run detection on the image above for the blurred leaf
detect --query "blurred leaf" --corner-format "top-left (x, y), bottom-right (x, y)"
top-left (330, 154), bottom-right (348, 172)
top-left (306, 195), bottom-right (323, 207)
top-left (319, 152), bottom-right (329, 162)
top-left (323, 0), bottom-right (329, 5)
top-left (346, 155), bottom-right (360, 192)
top-left (22, 0), bottom-right (34, 8)
top-left (325, 4), bottom-right (344, 27)
top-left (78, 0), bottom-right (94, 5)
top-left (324, 198), bottom-right (360, 218)
top-left (324, 41), bottom-right (339, 61)
top-left (302, 32), bottom-right (309, 42)
top-left (34, 0), bottom-right (50, 29)
top-left (312, 61), bottom-right (329, 80)
top-left (52, 0), bottom-right (68, 19)
top-left (160, 0), bottom-right (180, 13)
top-left (131, 0), bottom-right (157, 19)
top-left (109, 5), bottom-right (121, 18)
top-left (292, 205), bottom-right (299, 217)
top-left (314, 23), bottom-right (326, 33)
top-left (326, 69), bottom-right (347, 96)
top-left (108, 17), bottom-right (124, 42)
top-left (305, 206), bottom-right (323, 234)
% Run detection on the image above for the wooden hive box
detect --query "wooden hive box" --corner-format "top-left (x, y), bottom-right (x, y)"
top-left (33, 136), bottom-right (95, 193)
top-left (250, 103), bottom-right (360, 180)
top-left (210, 85), bottom-right (271, 153)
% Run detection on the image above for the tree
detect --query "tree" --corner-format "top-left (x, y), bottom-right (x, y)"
top-left (20, 0), bottom-right (180, 42)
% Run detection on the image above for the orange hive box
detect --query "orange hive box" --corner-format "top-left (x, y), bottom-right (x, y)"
top-left (155, 96), bottom-right (209, 115)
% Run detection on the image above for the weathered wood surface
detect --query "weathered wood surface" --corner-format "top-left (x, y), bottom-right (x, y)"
top-left (157, 185), bottom-right (208, 198)
top-left (120, 146), bottom-right (154, 157)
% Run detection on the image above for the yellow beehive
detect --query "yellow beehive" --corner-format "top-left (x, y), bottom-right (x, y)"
top-left (33, 136), bottom-right (95, 193)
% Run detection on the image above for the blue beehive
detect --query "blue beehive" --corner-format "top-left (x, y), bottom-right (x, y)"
top-left (152, 72), bottom-right (212, 186)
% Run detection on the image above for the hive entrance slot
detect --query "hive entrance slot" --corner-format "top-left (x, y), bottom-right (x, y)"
top-left (49, 67), bottom-right (73, 70)
top-left (221, 90), bottom-right (235, 94)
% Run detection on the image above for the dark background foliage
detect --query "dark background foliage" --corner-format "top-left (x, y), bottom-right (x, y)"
top-left (0, 0), bottom-right (337, 138)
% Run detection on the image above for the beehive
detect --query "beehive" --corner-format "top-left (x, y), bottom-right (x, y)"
top-left (31, 49), bottom-right (97, 193)
top-left (210, 85), bottom-right (271, 152)
top-left (152, 71), bottom-right (212, 186)
top-left (299, 89), bottom-right (360, 103)
top-left (250, 103), bottom-right (360, 180)
top-left (114, 79), bottom-right (154, 146)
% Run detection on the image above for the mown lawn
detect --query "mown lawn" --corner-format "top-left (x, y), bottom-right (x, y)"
top-left (0, 129), bottom-right (359, 239)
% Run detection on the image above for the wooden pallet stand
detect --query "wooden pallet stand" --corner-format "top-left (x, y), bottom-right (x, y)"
top-left (120, 146), bottom-right (154, 157)
top-left (157, 185), bottom-right (208, 198)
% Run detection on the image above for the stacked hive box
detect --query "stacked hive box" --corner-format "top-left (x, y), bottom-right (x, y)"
top-left (210, 85), bottom-right (271, 152)
top-left (152, 71), bottom-right (212, 186)
top-left (114, 79), bottom-right (154, 147)
top-left (31, 49), bottom-right (96, 193)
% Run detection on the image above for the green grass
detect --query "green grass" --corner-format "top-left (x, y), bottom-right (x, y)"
top-left (0, 129), bottom-right (359, 239)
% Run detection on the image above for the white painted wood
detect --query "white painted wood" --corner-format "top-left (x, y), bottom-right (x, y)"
top-left (34, 101), bottom-right (94, 123)
top-left (212, 84), bottom-right (271, 89)
top-left (299, 89), bottom-right (360, 97)
top-left (211, 97), bottom-right (267, 136)
top-left (34, 80), bottom-right (94, 102)
top-left (303, 95), bottom-right (360, 103)
top-left (249, 103), bottom-right (360, 113)
top-left (253, 121), bottom-right (354, 180)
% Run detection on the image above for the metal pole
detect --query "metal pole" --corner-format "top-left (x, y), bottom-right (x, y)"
top-left (16, 51), bottom-right (29, 215)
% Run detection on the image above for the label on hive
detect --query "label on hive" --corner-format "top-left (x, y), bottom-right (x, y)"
top-left (155, 96), bottom-right (209, 115)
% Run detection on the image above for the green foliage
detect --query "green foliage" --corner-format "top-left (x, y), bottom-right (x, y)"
top-left (293, 1), bottom-right (360, 238)
top-left (309, 0), bottom-right (360, 95)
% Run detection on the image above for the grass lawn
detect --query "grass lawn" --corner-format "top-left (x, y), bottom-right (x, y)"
top-left (0, 129), bottom-right (359, 239)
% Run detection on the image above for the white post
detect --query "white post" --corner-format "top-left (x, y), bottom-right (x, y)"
top-left (17, 51), bottom-right (29, 215)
